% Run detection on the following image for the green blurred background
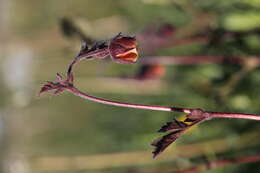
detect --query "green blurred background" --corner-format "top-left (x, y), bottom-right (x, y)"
top-left (1, 0), bottom-right (260, 172)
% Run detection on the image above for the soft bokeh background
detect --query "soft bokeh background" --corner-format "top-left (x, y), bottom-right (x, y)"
top-left (1, 0), bottom-right (260, 172)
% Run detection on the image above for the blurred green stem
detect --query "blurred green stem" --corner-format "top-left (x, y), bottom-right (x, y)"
top-left (219, 58), bottom-right (259, 101)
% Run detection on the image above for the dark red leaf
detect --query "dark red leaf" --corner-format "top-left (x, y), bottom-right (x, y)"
top-left (158, 119), bottom-right (188, 132)
top-left (151, 130), bottom-right (182, 158)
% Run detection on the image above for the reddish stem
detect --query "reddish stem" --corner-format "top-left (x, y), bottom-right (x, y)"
top-left (67, 47), bottom-right (109, 76)
top-left (173, 155), bottom-right (260, 173)
top-left (67, 87), bottom-right (192, 113)
top-left (209, 112), bottom-right (260, 121)
top-left (59, 86), bottom-right (260, 121)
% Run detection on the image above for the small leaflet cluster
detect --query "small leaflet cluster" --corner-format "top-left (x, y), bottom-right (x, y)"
top-left (39, 73), bottom-right (73, 96)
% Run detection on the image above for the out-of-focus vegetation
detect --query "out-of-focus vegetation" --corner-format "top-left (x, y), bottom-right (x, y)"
top-left (1, 0), bottom-right (260, 172)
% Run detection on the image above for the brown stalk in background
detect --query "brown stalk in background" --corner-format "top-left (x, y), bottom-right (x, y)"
top-left (139, 55), bottom-right (260, 66)
top-left (172, 155), bottom-right (260, 173)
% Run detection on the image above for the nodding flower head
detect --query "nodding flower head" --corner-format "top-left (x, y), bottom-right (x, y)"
top-left (109, 34), bottom-right (138, 64)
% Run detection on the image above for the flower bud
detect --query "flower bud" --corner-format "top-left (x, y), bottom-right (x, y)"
top-left (109, 35), bottom-right (138, 64)
top-left (136, 64), bottom-right (165, 80)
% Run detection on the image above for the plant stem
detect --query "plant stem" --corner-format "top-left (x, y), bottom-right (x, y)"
top-left (67, 47), bottom-right (109, 75)
top-left (63, 86), bottom-right (260, 121)
top-left (173, 155), bottom-right (260, 173)
top-left (218, 58), bottom-right (258, 101)
top-left (209, 112), bottom-right (260, 121)
top-left (66, 86), bottom-right (192, 113)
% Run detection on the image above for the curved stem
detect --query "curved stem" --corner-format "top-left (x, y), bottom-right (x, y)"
top-left (66, 87), bottom-right (192, 113)
top-left (67, 46), bottom-right (109, 76)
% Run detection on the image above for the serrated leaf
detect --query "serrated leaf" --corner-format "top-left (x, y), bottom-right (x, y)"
top-left (158, 119), bottom-right (188, 132)
top-left (152, 130), bottom-right (182, 158)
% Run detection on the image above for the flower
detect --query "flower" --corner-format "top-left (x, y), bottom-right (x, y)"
top-left (109, 34), bottom-right (138, 64)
